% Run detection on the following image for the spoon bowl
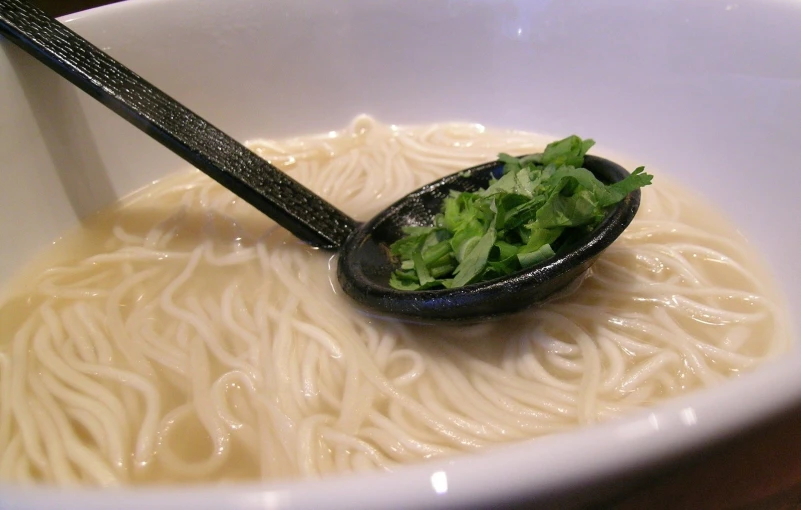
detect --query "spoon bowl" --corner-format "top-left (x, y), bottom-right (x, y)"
top-left (338, 154), bottom-right (641, 322)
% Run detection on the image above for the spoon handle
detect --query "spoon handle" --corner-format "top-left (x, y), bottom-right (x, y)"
top-left (0, 0), bottom-right (358, 249)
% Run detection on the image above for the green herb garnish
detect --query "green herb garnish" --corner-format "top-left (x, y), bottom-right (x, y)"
top-left (388, 135), bottom-right (653, 290)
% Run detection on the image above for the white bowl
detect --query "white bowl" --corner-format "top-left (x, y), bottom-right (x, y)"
top-left (2, 0), bottom-right (800, 508)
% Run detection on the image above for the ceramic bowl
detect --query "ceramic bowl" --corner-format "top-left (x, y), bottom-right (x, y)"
top-left (1, 0), bottom-right (800, 508)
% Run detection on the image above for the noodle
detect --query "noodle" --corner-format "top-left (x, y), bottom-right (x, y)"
top-left (0, 116), bottom-right (790, 485)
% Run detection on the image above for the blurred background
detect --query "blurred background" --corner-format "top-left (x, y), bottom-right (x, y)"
top-left (32, 0), bottom-right (118, 16)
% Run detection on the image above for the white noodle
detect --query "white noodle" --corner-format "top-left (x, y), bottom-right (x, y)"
top-left (0, 116), bottom-right (790, 485)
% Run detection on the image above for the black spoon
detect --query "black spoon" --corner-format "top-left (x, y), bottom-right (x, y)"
top-left (0, 0), bottom-right (640, 323)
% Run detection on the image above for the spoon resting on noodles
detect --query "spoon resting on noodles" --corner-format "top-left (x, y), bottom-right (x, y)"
top-left (0, 0), bottom-right (650, 322)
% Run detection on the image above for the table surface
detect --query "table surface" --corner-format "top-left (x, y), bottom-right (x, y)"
top-left (602, 404), bottom-right (801, 510)
top-left (17, 1), bottom-right (801, 508)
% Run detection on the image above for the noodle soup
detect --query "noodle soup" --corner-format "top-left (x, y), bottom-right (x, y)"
top-left (0, 117), bottom-right (789, 485)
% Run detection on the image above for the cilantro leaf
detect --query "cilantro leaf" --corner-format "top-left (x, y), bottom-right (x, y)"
top-left (599, 166), bottom-right (653, 207)
top-left (536, 189), bottom-right (603, 229)
top-left (518, 244), bottom-right (555, 268)
top-left (452, 227), bottom-right (497, 288)
top-left (541, 135), bottom-right (595, 168)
